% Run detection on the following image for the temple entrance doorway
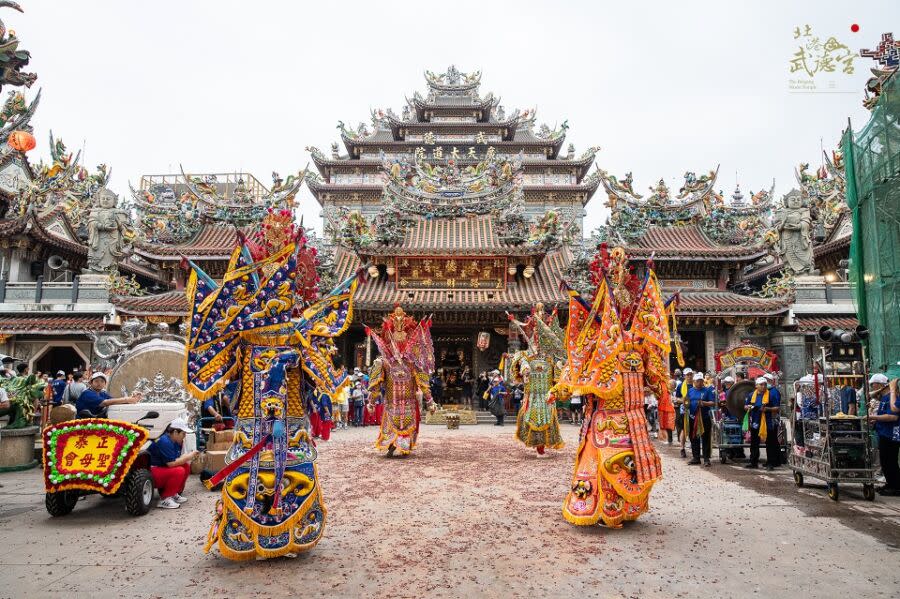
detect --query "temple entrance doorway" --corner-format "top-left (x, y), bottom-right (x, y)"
top-left (432, 334), bottom-right (473, 405)
top-left (31, 343), bottom-right (88, 376)
top-left (674, 330), bottom-right (707, 373)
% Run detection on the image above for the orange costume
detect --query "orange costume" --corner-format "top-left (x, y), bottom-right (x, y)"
top-left (553, 248), bottom-right (675, 528)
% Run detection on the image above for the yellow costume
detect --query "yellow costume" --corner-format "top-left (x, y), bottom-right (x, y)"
top-left (553, 250), bottom-right (674, 528)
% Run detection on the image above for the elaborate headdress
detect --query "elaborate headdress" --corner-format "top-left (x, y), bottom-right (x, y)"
top-left (506, 303), bottom-right (565, 362)
top-left (366, 306), bottom-right (434, 373)
top-left (184, 209), bottom-right (360, 400)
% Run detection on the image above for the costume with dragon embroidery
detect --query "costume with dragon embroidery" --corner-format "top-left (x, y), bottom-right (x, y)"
top-left (184, 209), bottom-right (362, 560)
top-left (553, 245), bottom-right (676, 528)
top-left (367, 306), bottom-right (435, 456)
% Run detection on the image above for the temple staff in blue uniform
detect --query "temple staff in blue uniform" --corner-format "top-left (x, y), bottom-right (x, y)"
top-left (685, 372), bottom-right (715, 467)
top-left (867, 374), bottom-right (900, 496)
top-left (674, 367), bottom-right (692, 458)
top-left (745, 376), bottom-right (781, 470)
top-left (75, 372), bottom-right (142, 418)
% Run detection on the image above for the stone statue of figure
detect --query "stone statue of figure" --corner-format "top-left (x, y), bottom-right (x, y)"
top-left (773, 189), bottom-right (817, 275)
top-left (86, 187), bottom-right (131, 273)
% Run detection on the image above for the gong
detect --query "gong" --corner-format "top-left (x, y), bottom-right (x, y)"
top-left (724, 380), bottom-right (755, 419)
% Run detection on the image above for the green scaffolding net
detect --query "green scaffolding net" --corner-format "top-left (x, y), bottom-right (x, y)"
top-left (843, 72), bottom-right (900, 377)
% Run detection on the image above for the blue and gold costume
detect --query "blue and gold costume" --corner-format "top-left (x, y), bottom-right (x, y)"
top-left (185, 237), bottom-right (360, 561)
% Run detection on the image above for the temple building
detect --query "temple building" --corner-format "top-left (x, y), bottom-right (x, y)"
top-left (306, 66), bottom-right (602, 376)
top-left (587, 150), bottom-right (855, 390)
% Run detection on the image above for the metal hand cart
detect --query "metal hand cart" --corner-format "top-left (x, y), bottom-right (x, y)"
top-left (788, 347), bottom-right (877, 502)
top-left (789, 412), bottom-right (876, 501)
top-left (712, 412), bottom-right (748, 464)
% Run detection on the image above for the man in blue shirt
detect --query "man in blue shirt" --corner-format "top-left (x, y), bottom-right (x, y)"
top-left (49, 371), bottom-right (67, 406)
top-left (75, 372), bottom-right (142, 418)
top-left (839, 384), bottom-right (858, 415)
top-left (488, 371), bottom-right (507, 426)
top-left (685, 372), bottom-right (716, 466)
top-left (674, 367), bottom-right (692, 458)
top-left (867, 374), bottom-right (900, 496)
top-left (148, 418), bottom-right (199, 509)
top-left (745, 376), bottom-right (782, 470)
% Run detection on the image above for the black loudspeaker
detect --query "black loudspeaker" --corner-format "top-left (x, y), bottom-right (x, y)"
top-left (818, 326), bottom-right (835, 342)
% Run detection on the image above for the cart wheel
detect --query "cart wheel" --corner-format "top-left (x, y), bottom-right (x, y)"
top-left (827, 482), bottom-right (839, 501)
top-left (793, 471), bottom-right (804, 487)
top-left (720, 454), bottom-right (728, 464)
top-left (863, 483), bottom-right (875, 501)
top-left (45, 491), bottom-right (79, 517)
top-left (123, 468), bottom-right (154, 516)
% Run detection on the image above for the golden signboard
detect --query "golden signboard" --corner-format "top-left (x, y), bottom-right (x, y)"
top-left (395, 257), bottom-right (506, 290)
top-left (715, 343), bottom-right (777, 372)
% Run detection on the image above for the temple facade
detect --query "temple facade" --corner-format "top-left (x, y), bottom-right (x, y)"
top-left (306, 66), bottom-right (601, 377)
top-left (297, 65), bottom-right (858, 390)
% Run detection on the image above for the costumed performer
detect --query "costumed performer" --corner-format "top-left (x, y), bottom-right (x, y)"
top-left (185, 210), bottom-right (362, 560)
top-left (552, 245), bottom-right (677, 528)
top-left (506, 303), bottom-right (565, 455)
top-left (367, 306), bottom-right (436, 456)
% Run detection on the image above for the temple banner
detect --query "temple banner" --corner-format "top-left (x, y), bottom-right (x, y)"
top-left (395, 257), bottom-right (506, 290)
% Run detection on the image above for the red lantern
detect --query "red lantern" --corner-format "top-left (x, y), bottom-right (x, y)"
top-left (8, 130), bottom-right (36, 152)
top-left (477, 331), bottom-right (490, 351)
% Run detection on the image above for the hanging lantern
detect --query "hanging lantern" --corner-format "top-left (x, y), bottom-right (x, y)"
top-left (8, 130), bottom-right (36, 152)
top-left (477, 331), bottom-right (490, 351)
top-left (367, 264), bottom-right (380, 278)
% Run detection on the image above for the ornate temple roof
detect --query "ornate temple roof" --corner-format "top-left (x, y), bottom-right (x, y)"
top-left (596, 167), bottom-right (775, 249)
top-left (131, 171), bottom-right (303, 246)
top-left (111, 290), bottom-right (188, 317)
top-left (133, 223), bottom-right (245, 261)
top-left (330, 67), bottom-right (571, 164)
top-left (793, 315), bottom-right (859, 332)
top-left (0, 313), bottom-right (106, 335)
top-left (676, 290), bottom-right (790, 316)
top-left (308, 148), bottom-right (597, 180)
top-left (356, 215), bottom-right (548, 257)
top-left (624, 225), bottom-right (768, 261)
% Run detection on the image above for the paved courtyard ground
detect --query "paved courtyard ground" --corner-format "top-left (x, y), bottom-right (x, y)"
top-left (1, 423), bottom-right (899, 598)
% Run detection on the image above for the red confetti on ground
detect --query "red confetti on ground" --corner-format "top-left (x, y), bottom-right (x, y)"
top-left (851, 24), bottom-right (860, 33)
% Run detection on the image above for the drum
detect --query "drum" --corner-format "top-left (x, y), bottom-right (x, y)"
top-left (48, 404), bottom-right (76, 425)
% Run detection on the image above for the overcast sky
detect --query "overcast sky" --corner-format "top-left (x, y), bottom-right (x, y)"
top-left (18, 1), bottom-right (899, 234)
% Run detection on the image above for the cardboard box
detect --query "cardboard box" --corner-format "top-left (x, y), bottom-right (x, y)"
top-left (205, 450), bottom-right (228, 473)
top-left (207, 429), bottom-right (235, 447)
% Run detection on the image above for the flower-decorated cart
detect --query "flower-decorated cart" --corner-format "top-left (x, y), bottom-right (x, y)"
top-left (41, 412), bottom-right (160, 517)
